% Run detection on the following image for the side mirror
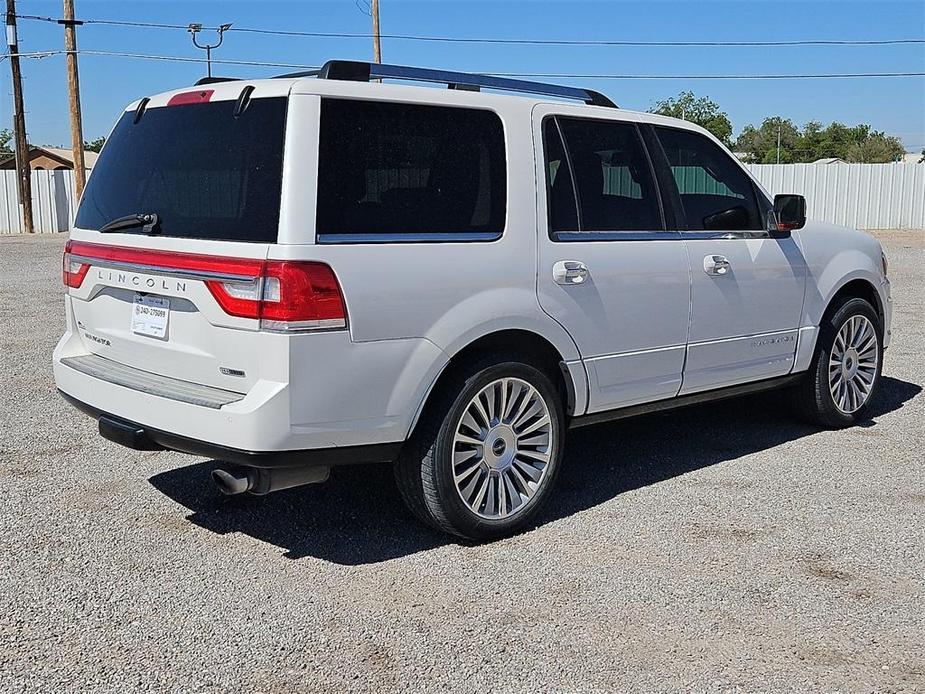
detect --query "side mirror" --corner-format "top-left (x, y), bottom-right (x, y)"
top-left (774, 194), bottom-right (806, 232)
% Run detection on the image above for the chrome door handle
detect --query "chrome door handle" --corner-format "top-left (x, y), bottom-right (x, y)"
top-left (703, 255), bottom-right (731, 276)
top-left (553, 260), bottom-right (589, 285)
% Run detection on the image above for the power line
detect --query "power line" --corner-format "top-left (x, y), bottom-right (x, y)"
top-left (0, 48), bottom-right (61, 59)
top-left (13, 13), bottom-right (925, 48)
top-left (494, 71), bottom-right (925, 80)
top-left (3, 48), bottom-right (924, 80)
top-left (78, 50), bottom-right (316, 70)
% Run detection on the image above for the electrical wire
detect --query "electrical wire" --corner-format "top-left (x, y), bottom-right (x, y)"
top-left (13, 13), bottom-right (925, 48)
top-left (77, 49), bottom-right (317, 70)
top-left (3, 48), bottom-right (924, 80)
top-left (493, 71), bottom-right (925, 80)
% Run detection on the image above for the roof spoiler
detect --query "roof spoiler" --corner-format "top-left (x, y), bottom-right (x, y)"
top-left (194, 76), bottom-right (242, 86)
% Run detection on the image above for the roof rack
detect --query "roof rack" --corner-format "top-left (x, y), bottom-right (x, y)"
top-left (276, 60), bottom-right (617, 108)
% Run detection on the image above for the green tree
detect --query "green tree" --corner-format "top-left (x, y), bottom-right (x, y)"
top-left (735, 119), bottom-right (906, 163)
top-left (650, 91), bottom-right (733, 145)
top-left (734, 117), bottom-right (801, 163)
top-left (83, 136), bottom-right (106, 153)
top-left (0, 128), bottom-right (12, 154)
top-left (840, 126), bottom-right (905, 163)
top-left (799, 121), bottom-right (828, 161)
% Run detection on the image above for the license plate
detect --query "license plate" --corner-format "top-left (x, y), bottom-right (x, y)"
top-left (132, 294), bottom-right (170, 338)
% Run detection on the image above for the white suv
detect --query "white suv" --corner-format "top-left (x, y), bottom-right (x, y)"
top-left (54, 61), bottom-right (892, 540)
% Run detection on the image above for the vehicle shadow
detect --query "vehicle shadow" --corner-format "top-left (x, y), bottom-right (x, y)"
top-left (148, 375), bottom-right (921, 565)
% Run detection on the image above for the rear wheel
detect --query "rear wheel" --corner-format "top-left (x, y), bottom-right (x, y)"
top-left (790, 297), bottom-right (883, 428)
top-left (395, 357), bottom-right (565, 541)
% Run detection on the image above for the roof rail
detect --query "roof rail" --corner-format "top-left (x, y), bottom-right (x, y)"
top-left (276, 60), bottom-right (617, 108)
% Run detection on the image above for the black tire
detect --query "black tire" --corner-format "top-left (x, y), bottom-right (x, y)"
top-left (790, 296), bottom-right (883, 428)
top-left (394, 355), bottom-right (566, 541)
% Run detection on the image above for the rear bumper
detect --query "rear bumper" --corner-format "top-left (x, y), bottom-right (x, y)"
top-left (60, 390), bottom-right (401, 469)
top-left (53, 297), bottom-right (447, 452)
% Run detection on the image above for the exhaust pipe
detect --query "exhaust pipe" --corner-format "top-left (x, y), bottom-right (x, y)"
top-left (212, 468), bottom-right (252, 495)
top-left (211, 465), bottom-right (330, 496)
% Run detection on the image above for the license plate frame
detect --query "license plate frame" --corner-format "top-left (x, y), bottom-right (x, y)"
top-left (131, 293), bottom-right (170, 339)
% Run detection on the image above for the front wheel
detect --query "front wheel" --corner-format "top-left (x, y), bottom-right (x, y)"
top-left (395, 358), bottom-right (565, 541)
top-left (790, 297), bottom-right (883, 428)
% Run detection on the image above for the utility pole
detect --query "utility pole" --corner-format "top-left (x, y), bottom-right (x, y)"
top-left (62, 0), bottom-right (85, 198)
top-left (5, 0), bottom-right (33, 234)
top-left (776, 122), bottom-right (782, 164)
top-left (371, 0), bottom-right (381, 63)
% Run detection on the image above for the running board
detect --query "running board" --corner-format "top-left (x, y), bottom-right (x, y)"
top-left (570, 374), bottom-right (802, 429)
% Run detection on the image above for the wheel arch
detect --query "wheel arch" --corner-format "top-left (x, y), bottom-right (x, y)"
top-left (824, 278), bottom-right (884, 327)
top-left (405, 328), bottom-right (584, 440)
top-left (794, 274), bottom-right (885, 374)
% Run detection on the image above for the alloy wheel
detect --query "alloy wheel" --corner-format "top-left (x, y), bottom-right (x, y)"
top-left (451, 377), bottom-right (554, 520)
top-left (828, 314), bottom-right (879, 414)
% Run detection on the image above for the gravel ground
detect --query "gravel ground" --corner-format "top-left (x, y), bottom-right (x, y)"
top-left (1, 231), bottom-right (922, 693)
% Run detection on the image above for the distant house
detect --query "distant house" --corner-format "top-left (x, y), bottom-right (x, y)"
top-left (812, 157), bottom-right (848, 165)
top-left (0, 145), bottom-right (99, 171)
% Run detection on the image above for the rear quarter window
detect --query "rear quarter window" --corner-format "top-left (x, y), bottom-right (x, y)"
top-left (75, 97), bottom-right (287, 242)
top-left (316, 99), bottom-right (506, 242)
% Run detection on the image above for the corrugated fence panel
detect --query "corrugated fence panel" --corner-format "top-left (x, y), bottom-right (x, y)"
top-left (1, 164), bottom-right (922, 233)
top-left (1, 169), bottom-right (76, 234)
top-left (747, 163), bottom-right (925, 229)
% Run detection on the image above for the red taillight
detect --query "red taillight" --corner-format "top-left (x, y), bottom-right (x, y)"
top-left (260, 261), bottom-right (347, 330)
top-left (206, 261), bottom-right (347, 331)
top-left (61, 241), bottom-right (347, 332)
top-left (62, 240), bottom-right (90, 288)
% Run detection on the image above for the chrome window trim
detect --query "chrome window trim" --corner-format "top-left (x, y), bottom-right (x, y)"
top-left (317, 232), bottom-right (502, 244)
top-left (552, 230), bottom-right (682, 242)
top-left (70, 256), bottom-right (257, 284)
top-left (680, 230), bottom-right (772, 240)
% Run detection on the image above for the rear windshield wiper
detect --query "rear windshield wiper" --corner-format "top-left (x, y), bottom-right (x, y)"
top-left (99, 213), bottom-right (160, 234)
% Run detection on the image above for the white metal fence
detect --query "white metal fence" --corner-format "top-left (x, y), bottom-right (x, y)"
top-left (1, 170), bottom-right (78, 234)
top-left (747, 163), bottom-right (925, 230)
top-left (1, 163), bottom-right (923, 234)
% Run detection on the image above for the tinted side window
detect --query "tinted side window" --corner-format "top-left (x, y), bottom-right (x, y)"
top-left (543, 118), bottom-right (578, 232)
top-left (317, 100), bottom-right (506, 240)
top-left (557, 118), bottom-right (662, 232)
top-left (655, 126), bottom-right (761, 231)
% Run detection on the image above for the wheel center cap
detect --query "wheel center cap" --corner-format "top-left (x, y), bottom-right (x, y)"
top-left (484, 425), bottom-right (515, 471)
top-left (843, 348), bottom-right (859, 379)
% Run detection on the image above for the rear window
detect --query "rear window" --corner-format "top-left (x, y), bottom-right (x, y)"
top-left (316, 99), bottom-right (506, 242)
top-left (75, 97), bottom-right (287, 242)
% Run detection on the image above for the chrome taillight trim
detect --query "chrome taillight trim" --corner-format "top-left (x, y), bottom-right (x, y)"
top-left (69, 255), bottom-right (256, 284)
top-left (260, 317), bottom-right (348, 333)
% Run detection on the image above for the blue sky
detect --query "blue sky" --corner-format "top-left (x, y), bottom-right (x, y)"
top-left (3, 0), bottom-right (924, 151)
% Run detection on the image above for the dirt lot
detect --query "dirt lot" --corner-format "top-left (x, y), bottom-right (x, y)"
top-left (1, 231), bottom-right (922, 692)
